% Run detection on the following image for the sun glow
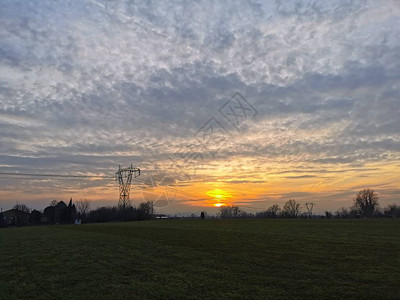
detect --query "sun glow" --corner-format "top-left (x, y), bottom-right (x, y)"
top-left (207, 189), bottom-right (232, 207)
top-left (206, 189), bottom-right (232, 199)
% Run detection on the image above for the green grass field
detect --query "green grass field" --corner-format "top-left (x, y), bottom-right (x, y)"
top-left (0, 219), bottom-right (399, 299)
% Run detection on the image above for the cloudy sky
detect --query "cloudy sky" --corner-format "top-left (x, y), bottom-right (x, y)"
top-left (0, 0), bottom-right (399, 214)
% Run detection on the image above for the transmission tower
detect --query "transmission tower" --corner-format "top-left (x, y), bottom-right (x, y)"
top-left (305, 202), bottom-right (315, 219)
top-left (115, 163), bottom-right (140, 209)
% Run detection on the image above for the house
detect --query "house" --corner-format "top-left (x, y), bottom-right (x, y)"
top-left (1, 209), bottom-right (30, 226)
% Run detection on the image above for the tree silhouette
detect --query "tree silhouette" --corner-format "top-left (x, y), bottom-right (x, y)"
top-left (267, 204), bottom-right (281, 218)
top-left (354, 189), bottom-right (379, 218)
top-left (76, 199), bottom-right (90, 217)
top-left (138, 201), bottom-right (154, 220)
top-left (282, 199), bottom-right (301, 218)
top-left (219, 206), bottom-right (241, 219)
top-left (13, 203), bottom-right (30, 213)
top-left (29, 210), bottom-right (42, 224)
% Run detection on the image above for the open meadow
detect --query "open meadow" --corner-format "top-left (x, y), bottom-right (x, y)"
top-left (0, 219), bottom-right (399, 299)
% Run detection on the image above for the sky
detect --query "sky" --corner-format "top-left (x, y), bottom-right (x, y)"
top-left (0, 0), bottom-right (399, 214)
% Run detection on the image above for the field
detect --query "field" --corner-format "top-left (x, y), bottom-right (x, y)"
top-left (0, 219), bottom-right (399, 299)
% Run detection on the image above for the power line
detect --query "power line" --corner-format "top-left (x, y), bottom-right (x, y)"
top-left (0, 176), bottom-right (78, 181)
top-left (0, 172), bottom-right (114, 179)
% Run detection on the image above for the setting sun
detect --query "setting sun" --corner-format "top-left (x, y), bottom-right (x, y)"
top-left (206, 189), bottom-right (232, 207)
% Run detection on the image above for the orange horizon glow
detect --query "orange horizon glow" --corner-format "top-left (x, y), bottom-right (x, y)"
top-left (206, 188), bottom-right (232, 207)
top-left (2, 160), bottom-right (399, 213)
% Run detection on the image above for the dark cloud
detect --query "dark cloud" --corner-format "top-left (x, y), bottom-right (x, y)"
top-left (284, 175), bottom-right (318, 179)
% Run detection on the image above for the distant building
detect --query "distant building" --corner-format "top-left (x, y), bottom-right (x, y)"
top-left (155, 214), bottom-right (168, 219)
top-left (1, 209), bottom-right (30, 226)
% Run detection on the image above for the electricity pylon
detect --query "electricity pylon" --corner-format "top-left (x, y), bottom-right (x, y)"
top-left (115, 163), bottom-right (140, 209)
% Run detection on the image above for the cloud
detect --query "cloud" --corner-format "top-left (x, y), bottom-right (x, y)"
top-left (284, 175), bottom-right (318, 179)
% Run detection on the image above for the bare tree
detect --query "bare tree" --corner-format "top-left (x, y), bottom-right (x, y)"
top-left (76, 199), bottom-right (91, 216)
top-left (219, 206), bottom-right (232, 219)
top-left (282, 199), bottom-right (301, 218)
top-left (219, 205), bottom-right (241, 219)
top-left (354, 189), bottom-right (379, 218)
top-left (232, 206), bottom-right (241, 218)
top-left (267, 204), bottom-right (281, 218)
top-left (13, 203), bottom-right (30, 213)
top-left (138, 201), bottom-right (154, 220)
top-left (335, 207), bottom-right (349, 218)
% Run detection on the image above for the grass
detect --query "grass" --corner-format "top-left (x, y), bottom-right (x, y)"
top-left (0, 219), bottom-right (399, 299)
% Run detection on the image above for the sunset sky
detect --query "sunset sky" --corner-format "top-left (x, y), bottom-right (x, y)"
top-left (0, 0), bottom-right (399, 214)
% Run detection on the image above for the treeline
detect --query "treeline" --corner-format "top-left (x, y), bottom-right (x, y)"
top-left (87, 201), bottom-right (154, 223)
top-left (2, 189), bottom-right (399, 227)
top-left (0, 199), bottom-right (155, 227)
top-left (220, 189), bottom-right (400, 219)
top-left (325, 189), bottom-right (400, 218)
top-left (219, 199), bottom-right (305, 219)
